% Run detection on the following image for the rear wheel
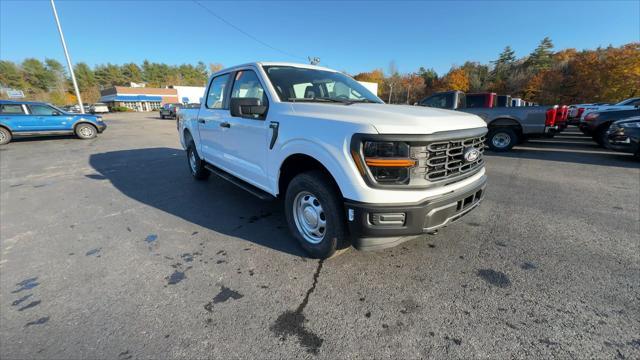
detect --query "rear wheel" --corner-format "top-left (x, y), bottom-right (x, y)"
top-left (285, 171), bottom-right (347, 259)
top-left (487, 127), bottom-right (518, 151)
top-left (187, 143), bottom-right (209, 180)
top-left (75, 123), bottom-right (97, 139)
top-left (160, 114), bottom-right (165, 119)
top-left (0, 127), bottom-right (12, 145)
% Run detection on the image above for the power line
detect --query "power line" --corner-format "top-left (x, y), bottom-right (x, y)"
top-left (191, 0), bottom-right (307, 62)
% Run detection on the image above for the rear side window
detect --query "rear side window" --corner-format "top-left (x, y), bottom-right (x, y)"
top-left (466, 95), bottom-right (485, 108)
top-left (206, 74), bottom-right (230, 109)
top-left (0, 104), bottom-right (25, 114)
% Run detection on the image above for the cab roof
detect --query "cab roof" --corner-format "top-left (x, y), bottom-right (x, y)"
top-left (212, 62), bottom-right (338, 76)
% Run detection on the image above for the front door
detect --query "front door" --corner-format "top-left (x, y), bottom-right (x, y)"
top-left (197, 73), bottom-right (232, 166)
top-left (27, 104), bottom-right (72, 131)
top-left (220, 69), bottom-right (271, 190)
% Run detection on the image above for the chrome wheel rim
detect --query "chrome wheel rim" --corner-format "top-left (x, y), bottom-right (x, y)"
top-left (492, 133), bottom-right (511, 148)
top-left (79, 126), bottom-right (94, 138)
top-left (293, 191), bottom-right (326, 244)
top-left (0, 131), bottom-right (5, 142)
top-left (189, 150), bottom-right (197, 174)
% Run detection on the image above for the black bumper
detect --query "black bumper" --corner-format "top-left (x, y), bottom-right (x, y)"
top-left (344, 175), bottom-right (487, 251)
top-left (96, 122), bottom-right (107, 133)
top-left (606, 133), bottom-right (640, 155)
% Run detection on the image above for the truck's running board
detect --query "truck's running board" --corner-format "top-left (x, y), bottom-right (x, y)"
top-left (204, 164), bottom-right (276, 201)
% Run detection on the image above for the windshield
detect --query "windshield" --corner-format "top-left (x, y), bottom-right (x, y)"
top-left (615, 98), bottom-right (640, 106)
top-left (263, 66), bottom-right (382, 104)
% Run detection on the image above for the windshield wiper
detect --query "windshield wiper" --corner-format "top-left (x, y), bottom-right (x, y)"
top-left (288, 97), bottom-right (379, 105)
top-left (345, 99), bottom-right (379, 104)
top-left (287, 98), bottom-right (335, 103)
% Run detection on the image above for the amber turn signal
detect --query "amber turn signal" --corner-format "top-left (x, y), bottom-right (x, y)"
top-left (364, 158), bottom-right (416, 167)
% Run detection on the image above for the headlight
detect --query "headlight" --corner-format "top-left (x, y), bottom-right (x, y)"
top-left (619, 121), bottom-right (640, 128)
top-left (360, 141), bottom-right (415, 184)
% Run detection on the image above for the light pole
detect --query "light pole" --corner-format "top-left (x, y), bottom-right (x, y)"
top-left (50, 0), bottom-right (84, 113)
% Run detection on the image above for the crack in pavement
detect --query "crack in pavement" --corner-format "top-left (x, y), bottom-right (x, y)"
top-left (270, 259), bottom-right (325, 355)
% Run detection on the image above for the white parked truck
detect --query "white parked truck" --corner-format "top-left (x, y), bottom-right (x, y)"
top-left (178, 62), bottom-right (487, 258)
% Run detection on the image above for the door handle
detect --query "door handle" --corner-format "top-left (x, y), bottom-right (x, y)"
top-left (198, 119), bottom-right (206, 124)
top-left (220, 122), bottom-right (231, 128)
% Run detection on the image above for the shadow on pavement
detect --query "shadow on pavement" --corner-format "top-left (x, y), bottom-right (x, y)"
top-left (89, 147), bottom-right (307, 257)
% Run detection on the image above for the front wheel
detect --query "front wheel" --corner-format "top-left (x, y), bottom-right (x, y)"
top-left (187, 143), bottom-right (209, 180)
top-left (75, 123), bottom-right (97, 139)
top-left (284, 171), bottom-right (348, 259)
top-left (0, 127), bottom-right (12, 145)
top-left (487, 127), bottom-right (518, 152)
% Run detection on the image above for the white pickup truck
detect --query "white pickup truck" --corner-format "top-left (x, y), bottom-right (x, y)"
top-left (178, 62), bottom-right (487, 258)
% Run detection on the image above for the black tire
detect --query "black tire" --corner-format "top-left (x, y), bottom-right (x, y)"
top-left (593, 126), bottom-right (609, 147)
top-left (0, 127), bottom-right (12, 145)
top-left (187, 143), bottom-right (209, 180)
top-left (284, 171), bottom-right (348, 259)
top-left (486, 127), bottom-right (518, 152)
top-left (75, 123), bottom-right (97, 139)
top-left (160, 114), bottom-right (165, 119)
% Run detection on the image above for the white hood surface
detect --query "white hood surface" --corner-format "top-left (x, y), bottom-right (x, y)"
top-left (289, 103), bottom-right (486, 134)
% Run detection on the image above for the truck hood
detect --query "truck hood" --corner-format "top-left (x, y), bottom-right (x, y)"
top-left (288, 103), bottom-right (486, 134)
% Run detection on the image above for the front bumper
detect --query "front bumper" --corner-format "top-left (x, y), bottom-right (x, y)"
top-left (606, 131), bottom-right (640, 154)
top-left (344, 174), bottom-right (487, 251)
top-left (96, 122), bottom-right (107, 133)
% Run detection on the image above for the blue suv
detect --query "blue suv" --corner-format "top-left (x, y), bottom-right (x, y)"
top-left (0, 100), bottom-right (107, 145)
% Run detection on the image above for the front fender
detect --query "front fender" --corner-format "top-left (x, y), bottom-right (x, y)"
top-left (271, 138), bottom-right (364, 199)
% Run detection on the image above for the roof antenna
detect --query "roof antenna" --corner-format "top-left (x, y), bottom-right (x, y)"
top-left (308, 57), bottom-right (320, 65)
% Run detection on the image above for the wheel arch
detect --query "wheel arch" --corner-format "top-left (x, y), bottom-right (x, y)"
top-left (183, 128), bottom-right (194, 144)
top-left (0, 124), bottom-right (12, 135)
top-left (278, 153), bottom-right (344, 199)
top-left (73, 120), bottom-right (98, 131)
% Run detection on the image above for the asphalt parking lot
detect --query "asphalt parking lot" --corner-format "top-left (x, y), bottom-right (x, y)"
top-left (1, 112), bottom-right (639, 359)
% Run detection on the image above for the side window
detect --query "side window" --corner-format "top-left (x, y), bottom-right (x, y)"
top-left (231, 70), bottom-right (267, 104)
top-left (28, 104), bottom-right (58, 115)
top-left (206, 74), bottom-right (230, 109)
top-left (0, 104), bottom-right (25, 114)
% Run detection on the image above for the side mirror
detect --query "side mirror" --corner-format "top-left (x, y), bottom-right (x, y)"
top-left (230, 98), bottom-right (267, 119)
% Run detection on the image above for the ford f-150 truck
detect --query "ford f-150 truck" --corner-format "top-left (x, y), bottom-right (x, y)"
top-left (178, 62), bottom-right (487, 258)
top-left (419, 90), bottom-right (557, 151)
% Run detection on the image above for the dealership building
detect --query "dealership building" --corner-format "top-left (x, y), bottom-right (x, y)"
top-left (99, 86), bottom-right (179, 111)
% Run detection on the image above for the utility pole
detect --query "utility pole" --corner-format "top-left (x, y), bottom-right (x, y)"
top-left (388, 84), bottom-right (393, 104)
top-left (50, 0), bottom-right (84, 113)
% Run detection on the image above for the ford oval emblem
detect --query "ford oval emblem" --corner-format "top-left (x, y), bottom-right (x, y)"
top-left (464, 147), bottom-right (480, 162)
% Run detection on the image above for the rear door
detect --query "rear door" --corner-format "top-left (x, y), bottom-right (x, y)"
top-left (219, 69), bottom-right (271, 190)
top-left (0, 103), bottom-right (32, 131)
top-left (27, 104), bottom-right (72, 131)
top-left (197, 73), bottom-right (232, 165)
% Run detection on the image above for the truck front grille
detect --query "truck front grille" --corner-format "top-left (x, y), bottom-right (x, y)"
top-left (411, 135), bottom-right (485, 183)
